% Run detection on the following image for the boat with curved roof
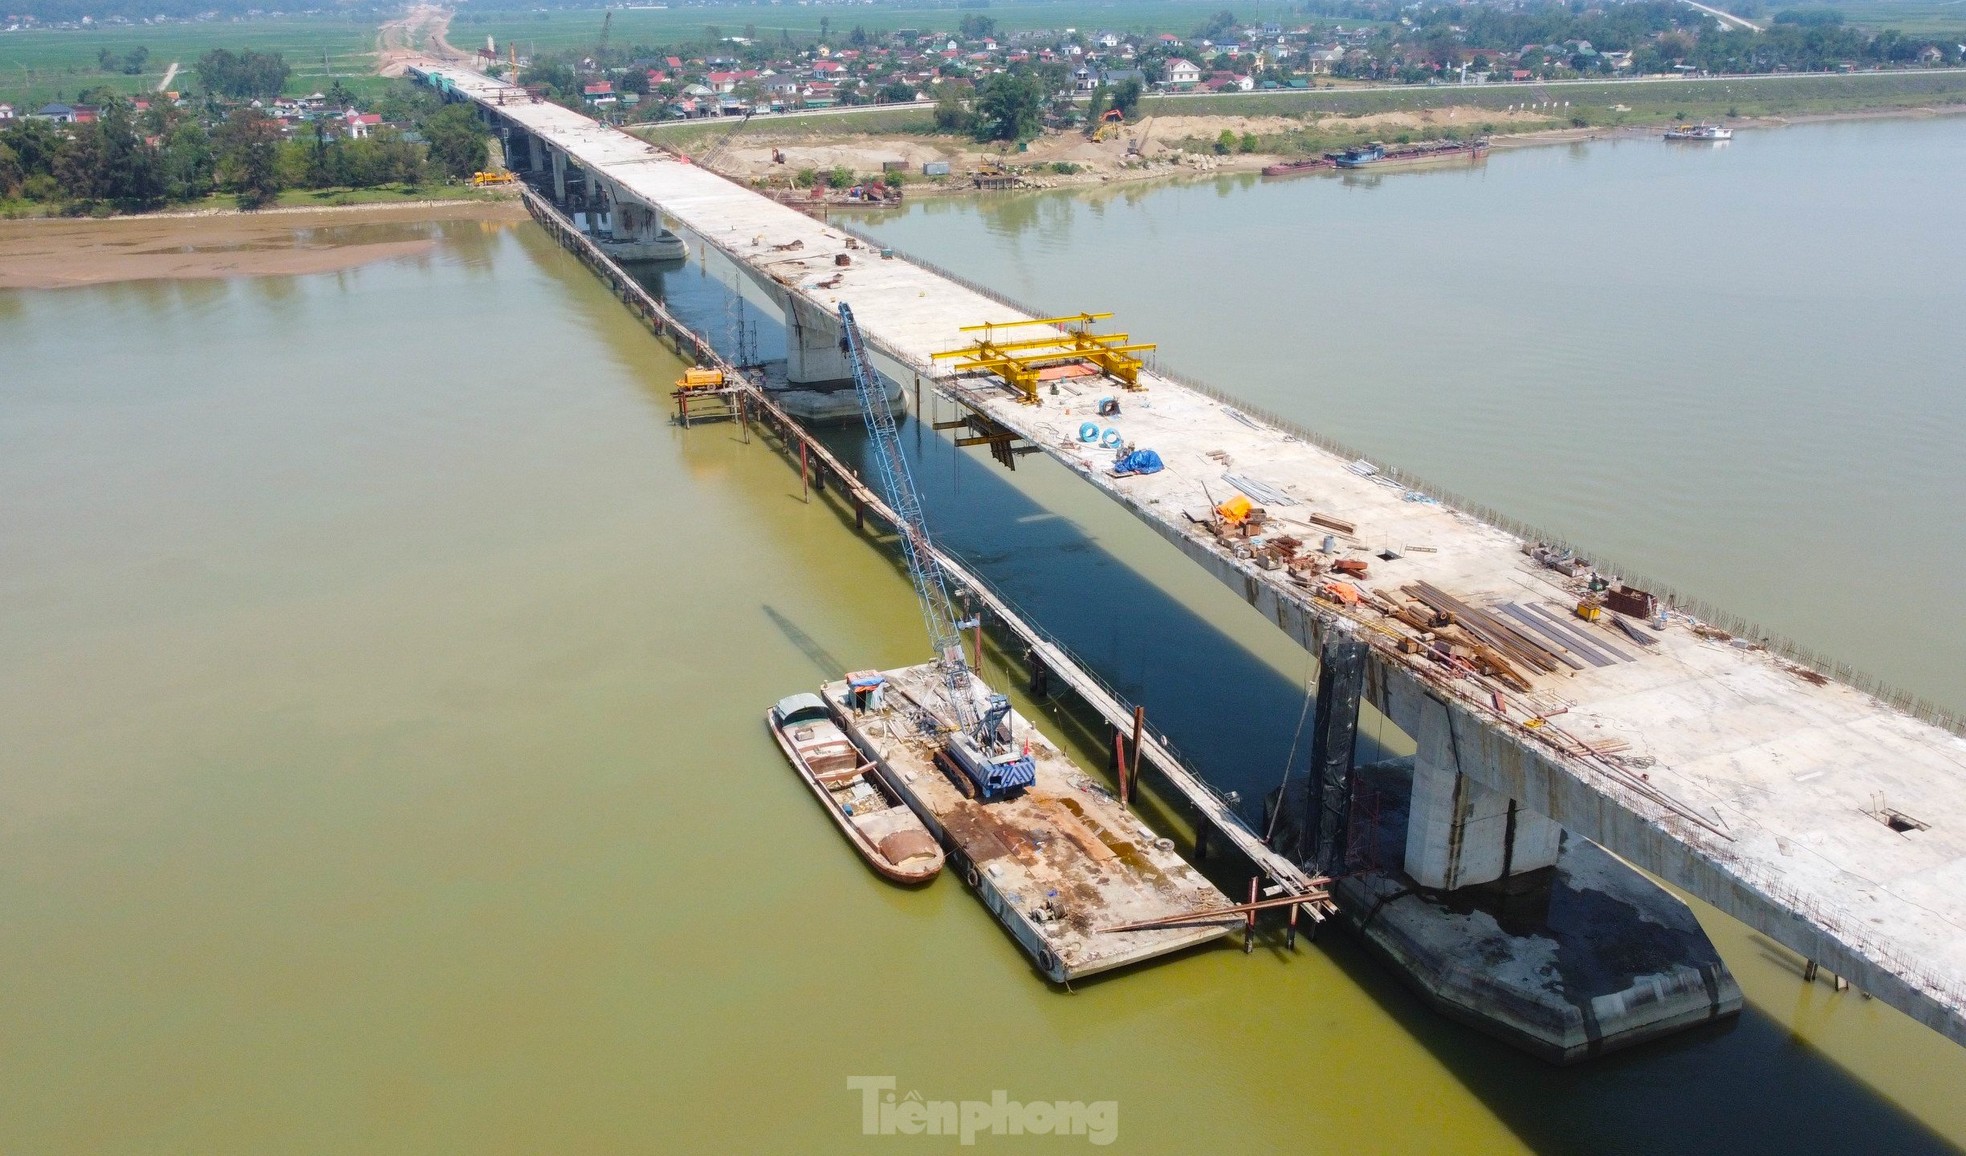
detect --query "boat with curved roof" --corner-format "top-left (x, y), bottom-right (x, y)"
top-left (768, 693), bottom-right (945, 884)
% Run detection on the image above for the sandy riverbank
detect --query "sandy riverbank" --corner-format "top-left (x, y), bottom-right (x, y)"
top-left (0, 199), bottom-right (529, 290)
top-left (696, 101), bottom-right (1966, 200)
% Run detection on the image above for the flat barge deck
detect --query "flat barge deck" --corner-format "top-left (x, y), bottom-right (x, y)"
top-left (821, 663), bottom-right (1239, 982)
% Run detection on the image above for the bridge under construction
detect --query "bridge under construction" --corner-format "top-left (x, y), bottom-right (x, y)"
top-left (413, 60), bottom-right (1966, 1058)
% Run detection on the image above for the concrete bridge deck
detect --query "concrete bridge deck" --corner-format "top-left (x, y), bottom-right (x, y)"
top-left (422, 62), bottom-right (1966, 1046)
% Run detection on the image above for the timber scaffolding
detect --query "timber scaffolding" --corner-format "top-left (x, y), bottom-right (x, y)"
top-left (516, 185), bottom-right (1335, 917)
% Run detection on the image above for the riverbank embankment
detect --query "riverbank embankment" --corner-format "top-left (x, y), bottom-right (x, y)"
top-left (650, 70), bottom-right (1966, 200)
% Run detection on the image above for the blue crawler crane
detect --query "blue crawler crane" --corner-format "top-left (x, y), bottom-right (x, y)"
top-left (838, 302), bottom-right (1036, 801)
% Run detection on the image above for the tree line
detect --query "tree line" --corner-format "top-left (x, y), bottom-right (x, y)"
top-left (0, 85), bottom-right (489, 213)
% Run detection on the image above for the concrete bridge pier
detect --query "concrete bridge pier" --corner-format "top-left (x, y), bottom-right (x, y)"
top-left (1316, 673), bottom-right (1740, 1063)
top-left (584, 169), bottom-right (603, 230)
top-left (550, 146), bottom-right (567, 205)
top-left (1404, 695), bottom-right (1562, 889)
top-left (783, 294), bottom-right (856, 385)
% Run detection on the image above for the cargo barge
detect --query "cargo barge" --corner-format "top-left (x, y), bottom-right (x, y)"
top-left (1264, 138), bottom-right (1488, 177)
top-left (1333, 138), bottom-right (1489, 169)
top-left (1261, 155), bottom-right (1337, 177)
top-left (821, 664), bottom-right (1239, 982)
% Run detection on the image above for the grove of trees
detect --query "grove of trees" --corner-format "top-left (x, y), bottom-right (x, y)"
top-left (193, 49), bottom-right (293, 100)
top-left (1, 80), bottom-right (486, 212)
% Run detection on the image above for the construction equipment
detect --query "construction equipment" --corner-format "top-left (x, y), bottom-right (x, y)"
top-left (841, 303), bottom-right (1036, 801)
top-left (470, 170), bottom-right (517, 185)
top-left (931, 312), bottom-right (1156, 405)
top-left (1092, 107), bottom-right (1124, 142)
top-left (676, 366), bottom-right (725, 391)
top-left (1215, 494), bottom-right (1256, 526)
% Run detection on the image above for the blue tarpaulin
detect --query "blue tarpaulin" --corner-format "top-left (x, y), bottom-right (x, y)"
top-left (1111, 449), bottom-right (1164, 476)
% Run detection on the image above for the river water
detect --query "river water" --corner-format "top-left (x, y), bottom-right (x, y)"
top-left (2, 119), bottom-right (1964, 1153)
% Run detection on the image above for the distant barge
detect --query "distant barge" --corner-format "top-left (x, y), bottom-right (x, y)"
top-left (1664, 123), bottom-right (1732, 141)
top-left (821, 664), bottom-right (1239, 982)
top-left (1264, 137), bottom-right (1489, 177)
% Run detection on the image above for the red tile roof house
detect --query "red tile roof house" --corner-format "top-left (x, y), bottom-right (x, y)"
top-left (342, 110), bottom-right (383, 139)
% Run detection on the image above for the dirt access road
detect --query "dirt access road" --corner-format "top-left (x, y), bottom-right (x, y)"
top-left (377, 5), bottom-right (468, 78)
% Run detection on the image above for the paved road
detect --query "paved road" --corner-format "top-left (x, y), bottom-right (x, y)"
top-left (1680, 0), bottom-right (1766, 32)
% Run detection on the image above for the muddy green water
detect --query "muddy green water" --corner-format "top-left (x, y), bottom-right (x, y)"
top-left (1, 157), bottom-right (1962, 1153)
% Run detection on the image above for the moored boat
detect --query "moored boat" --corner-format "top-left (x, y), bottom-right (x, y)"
top-left (1261, 156), bottom-right (1336, 177)
top-left (768, 692), bottom-right (945, 884)
top-left (1332, 137), bottom-right (1489, 170)
top-left (1664, 123), bottom-right (1733, 141)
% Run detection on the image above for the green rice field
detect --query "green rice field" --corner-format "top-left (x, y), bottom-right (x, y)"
top-left (0, 19), bottom-right (381, 109)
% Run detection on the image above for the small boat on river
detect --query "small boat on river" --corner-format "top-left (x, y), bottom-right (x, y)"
top-left (769, 692), bottom-right (945, 884)
top-left (1664, 123), bottom-right (1733, 141)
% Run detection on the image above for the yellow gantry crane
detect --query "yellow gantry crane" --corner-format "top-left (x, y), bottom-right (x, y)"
top-left (931, 312), bottom-right (1155, 405)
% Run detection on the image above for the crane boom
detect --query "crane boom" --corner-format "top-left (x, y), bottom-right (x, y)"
top-left (840, 303), bottom-right (969, 698)
top-left (838, 303), bottom-right (1035, 800)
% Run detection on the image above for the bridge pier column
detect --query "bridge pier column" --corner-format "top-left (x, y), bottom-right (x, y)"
top-left (1403, 695), bottom-right (1562, 890)
top-left (783, 294), bottom-right (855, 385)
top-left (1298, 632), bottom-right (1367, 876)
top-left (550, 146), bottom-right (567, 204)
top-left (527, 132), bottom-right (546, 175)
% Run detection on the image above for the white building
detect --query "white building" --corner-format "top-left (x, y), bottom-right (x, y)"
top-left (1164, 58), bottom-right (1201, 86)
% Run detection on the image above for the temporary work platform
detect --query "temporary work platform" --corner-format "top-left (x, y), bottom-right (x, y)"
top-left (931, 312), bottom-right (1155, 404)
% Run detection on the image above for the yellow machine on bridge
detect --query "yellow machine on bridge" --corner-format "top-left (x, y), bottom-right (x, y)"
top-left (676, 366), bottom-right (727, 392)
top-left (931, 312), bottom-right (1156, 405)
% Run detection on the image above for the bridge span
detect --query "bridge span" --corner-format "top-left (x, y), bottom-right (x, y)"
top-left (420, 62), bottom-right (1966, 1049)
